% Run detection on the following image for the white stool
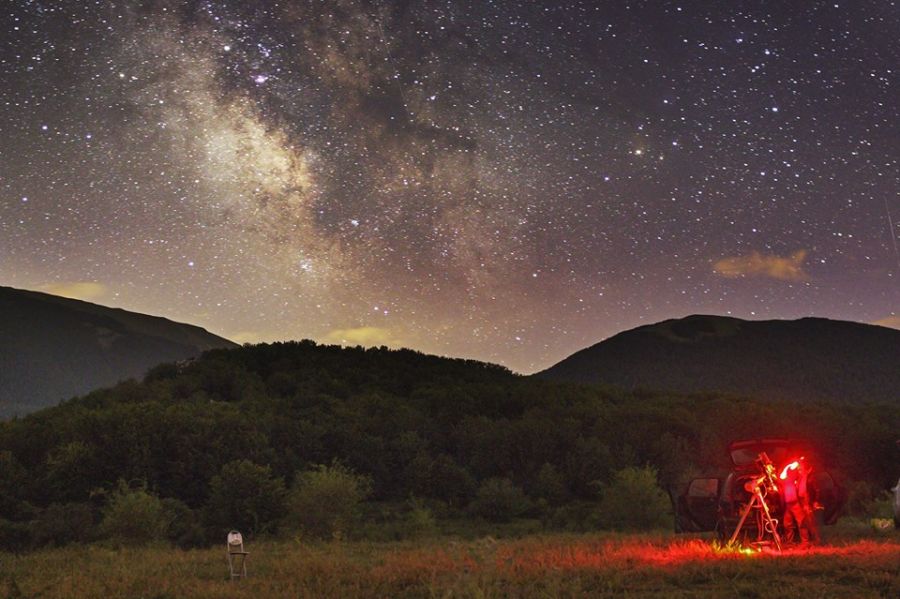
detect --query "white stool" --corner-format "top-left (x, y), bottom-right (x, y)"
top-left (226, 530), bottom-right (249, 580)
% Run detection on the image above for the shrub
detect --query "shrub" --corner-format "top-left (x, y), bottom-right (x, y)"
top-left (566, 437), bottom-right (614, 498)
top-left (161, 497), bottom-right (206, 547)
top-left (855, 489), bottom-right (895, 520)
top-left (205, 460), bottom-right (288, 537)
top-left (99, 481), bottom-right (168, 544)
top-left (403, 498), bottom-right (438, 538)
top-left (30, 502), bottom-right (94, 547)
top-left (0, 451), bottom-right (29, 519)
top-left (144, 362), bottom-right (179, 382)
top-left (534, 462), bottom-right (569, 506)
top-left (44, 441), bottom-right (97, 502)
top-left (596, 466), bottom-right (672, 530)
top-left (408, 453), bottom-right (477, 507)
top-left (0, 518), bottom-right (32, 551)
top-left (470, 477), bottom-right (531, 522)
top-left (548, 501), bottom-right (603, 532)
top-left (287, 462), bottom-right (372, 540)
top-left (843, 479), bottom-right (892, 518)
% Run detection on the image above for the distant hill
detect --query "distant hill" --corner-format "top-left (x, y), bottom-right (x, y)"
top-left (537, 315), bottom-right (900, 404)
top-left (0, 286), bottom-right (237, 417)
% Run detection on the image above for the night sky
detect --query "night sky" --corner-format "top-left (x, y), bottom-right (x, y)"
top-left (1, 1), bottom-right (897, 373)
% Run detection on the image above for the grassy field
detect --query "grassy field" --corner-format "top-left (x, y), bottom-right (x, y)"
top-left (2, 524), bottom-right (898, 598)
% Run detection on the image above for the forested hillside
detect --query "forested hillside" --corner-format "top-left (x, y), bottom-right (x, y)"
top-left (539, 315), bottom-right (900, 404)
top-left (0, 286), bottom-right (237, 417)
top-left (1, 341), bottom-right (897, 548)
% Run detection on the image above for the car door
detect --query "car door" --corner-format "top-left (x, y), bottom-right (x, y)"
top-left (676, 477), bottom-right (721, 532)
top-left (892, 478), bottom-right (900, 526)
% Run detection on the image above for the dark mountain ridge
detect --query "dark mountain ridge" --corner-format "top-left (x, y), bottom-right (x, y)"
top-left (0, 285), bottom-right (237, 417)
top-left (537, 314), bottom-right (900, 404)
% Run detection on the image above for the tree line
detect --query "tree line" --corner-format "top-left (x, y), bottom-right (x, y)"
top-left (0, 341), bottom-right (897, 549)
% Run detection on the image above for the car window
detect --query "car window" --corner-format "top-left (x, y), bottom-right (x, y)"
top-left (730, 444), bottom-right (793, 466)
top-left (688, 478), bottom-right (719, 497)
top-left (730, 448), bottom-right (758, 466)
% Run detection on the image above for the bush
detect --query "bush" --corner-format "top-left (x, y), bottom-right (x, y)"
top-left (144, 362), bottom-right (179, 382)
top-left (99, 481), bottom-right (168, 544)
top-left (287, 462), bottom-right (372, 540)
top-left (30, 502), bottom-right (94, 547)
top-left (596, 466), bottom-right (672, 530)
top-left (0, 451), bottom-right (29, 519)
top-left (161, 497), bottom-right (206, 547)
top-left (403, 498), bottom-right (438, 538)
top-left (548, 501), bottom-right (603, 532)
top-left (205, 460), bottom-right (287, 537)
top-left (469, 478), bottom-right (531, 522)
top-left (534, 463), bottom-right (569, 506)
top-left (44, 441), bottom-right (97, 502)
top-left (843, 480), bottom-right (889, 518)
top-left (407, 453), bottom-right (477, 507)
top-left (858, 490), bottom-right (895, 520)
top-left (0, 518), bottom-right (32, 551)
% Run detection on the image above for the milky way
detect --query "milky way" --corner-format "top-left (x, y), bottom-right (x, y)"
top-left (1, 1), bottom-right (897, 372)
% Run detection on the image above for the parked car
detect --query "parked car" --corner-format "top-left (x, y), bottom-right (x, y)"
top-left (674, 438), bottom-right (845, 543)
top-left (892, 477), bottom-right (900, 528)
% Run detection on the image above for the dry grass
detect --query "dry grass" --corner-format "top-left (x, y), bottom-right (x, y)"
top-left (3, 528), bottom-right (898, 598)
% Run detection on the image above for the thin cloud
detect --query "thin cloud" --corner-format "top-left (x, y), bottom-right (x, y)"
top-left (37, 282), bottom-right (108, 301)
top-left (323, 326), bottom-right (398, 347)
top-left (230, 331), bottom-right (267, 344)
top-left (713, 250), bottom-right (810, 282)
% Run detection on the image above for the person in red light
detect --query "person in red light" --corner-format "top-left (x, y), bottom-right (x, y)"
top-left (798, 458), bottom-right (821, 544)
top-left (780, 457), bottom-right (819, 547)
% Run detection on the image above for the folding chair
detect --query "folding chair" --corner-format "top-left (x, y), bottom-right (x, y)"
top-left (227, 530), bottom-right (249, 580)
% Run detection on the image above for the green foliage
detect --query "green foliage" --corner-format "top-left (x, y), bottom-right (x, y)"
top-left (205, 460), bottom-right (287, 537)
top-left (596, 466), bottom-right (672, 531)
top-left (844, 480), bottom-right (896, 519)
top-left (403, 498), bottom-right (438, 538)
top-left (160, 498), bottom-right (205, 547)
top-left (565, 437), bottom-right (614, 497)
top-left (287, 462), bottom-right (372, 540)
top-left (30, 503), bottom-right (94, 547)
top-left (409, 453), bottom-right (477, 507)
top-left (0, 518), bottom-right (31, 551)
top-left (143, 362), bottom-right (179, 382)
top-left (0, 450), bottom-right (29, 519)
top-left (546, 501), bottom-right (603, 532)
top-left (0, 341), bottom-right (897, 547)
top-left (470, 478), bottom-right (532, 522)
top-left (864, 492), bottom-right (896, 520)
top-left (534, 462), bottom-right (569, 506)
top-left (99, 481), bottom-right (167, 545)
top-left (43, 441), bottom-right (97, 503)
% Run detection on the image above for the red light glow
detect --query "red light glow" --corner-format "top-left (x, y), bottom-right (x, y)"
top-left (367, 537), bottom-right (900, 582)
top-left (780, 461), bottom-right (800, 479)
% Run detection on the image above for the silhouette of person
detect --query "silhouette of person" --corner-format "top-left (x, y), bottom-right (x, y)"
top-left (780, 457), bottom-right (817, 547)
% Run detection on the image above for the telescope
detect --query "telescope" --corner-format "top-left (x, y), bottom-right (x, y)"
top-left (730, 451), bottom-right (783, 551)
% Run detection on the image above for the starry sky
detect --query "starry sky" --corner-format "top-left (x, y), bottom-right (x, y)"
top-left (1, 1), bottom-right (897, 373)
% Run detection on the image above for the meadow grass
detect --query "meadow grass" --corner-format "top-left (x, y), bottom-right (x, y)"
top-left (2, 524), bottom-right (897, 598)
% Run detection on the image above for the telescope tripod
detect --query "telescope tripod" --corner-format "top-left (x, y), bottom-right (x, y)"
top-left (728, 484), bottom-right (783, 552)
